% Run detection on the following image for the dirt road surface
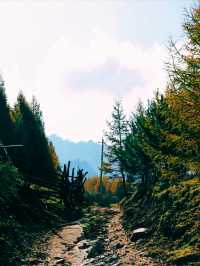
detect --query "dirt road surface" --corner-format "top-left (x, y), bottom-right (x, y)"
top-left (24, 207), bottom-right (164, 266)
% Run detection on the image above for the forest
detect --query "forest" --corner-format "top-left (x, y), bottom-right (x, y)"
top-left (0, 85), bottom-right (88, 264)
top-left (103, 7), bottom-right (200, 265)
top-left (0, 4), bottom-right (200, 266)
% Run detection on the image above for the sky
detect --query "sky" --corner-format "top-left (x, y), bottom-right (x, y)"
top-left (0, 0), bottom-right (196, 142)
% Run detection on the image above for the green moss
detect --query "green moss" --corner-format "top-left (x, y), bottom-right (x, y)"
top-left (122, 177), bottom-right (200, 265)
top-left (82, 210), bottom-right (107, 239)
top-left (168, 246), bottom-right (200, 265)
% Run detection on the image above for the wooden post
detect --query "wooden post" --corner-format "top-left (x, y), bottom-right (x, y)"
top-left (99, 138), bottom-right (104, 193)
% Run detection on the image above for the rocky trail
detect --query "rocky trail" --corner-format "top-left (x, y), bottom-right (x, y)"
top-left (24, 207), bottom-right (164, 266)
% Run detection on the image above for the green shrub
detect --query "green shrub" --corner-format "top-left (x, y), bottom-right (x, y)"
top-left (0, 162), bottom-right (23, 202)
top-left (84, 191), bottom-right (119, 207)
top-left (122, 177), bottom-right (200, 265)
top-left (82, 214), bottom-right (106, 239)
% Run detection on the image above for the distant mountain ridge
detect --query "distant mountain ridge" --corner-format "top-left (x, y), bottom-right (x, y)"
top-left (49, 134), bottom-right (101, 177)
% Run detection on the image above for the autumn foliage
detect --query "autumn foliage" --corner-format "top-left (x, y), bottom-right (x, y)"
top-left (84, 175), bottom-right (123, 195)
top-left (121, 6), bottom-right (200, 265)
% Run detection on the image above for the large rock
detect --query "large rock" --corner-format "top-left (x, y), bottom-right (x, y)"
top-left (78, 240), bottom-right (91, 249)
top-left (130, 228), bottom-right (149, 241)
top-left (112, 242), bottom-right (124, 250)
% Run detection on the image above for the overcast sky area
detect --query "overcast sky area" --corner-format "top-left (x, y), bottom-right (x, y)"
top-left (0, 0), bottom-right (195, 142)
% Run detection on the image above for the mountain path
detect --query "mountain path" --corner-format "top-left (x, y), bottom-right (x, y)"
top-left (24, 207), bottom-right (164, 266)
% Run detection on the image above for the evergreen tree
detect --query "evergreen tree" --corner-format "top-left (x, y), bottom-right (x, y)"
top-left (0, 80), bottom-right (16, 161)
top-left (105, 100), bottom-right (129, 194)
top-left (123, 92), bottom-right (188, 192)
top-left (15, 93), bottom-right (56, 181)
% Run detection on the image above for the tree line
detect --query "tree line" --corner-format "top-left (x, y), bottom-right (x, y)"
top-left (0, 81), bottom-right (87, 211)
top-left (104, 7), bottom-right (200, 263)
top-left (0, 84), bottom-right (59, 182)
top-left (105, 7), bottom-right (200, 196)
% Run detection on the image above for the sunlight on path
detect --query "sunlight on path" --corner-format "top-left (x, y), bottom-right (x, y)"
top-left (43, 223), bottom-right (86, 266)
top-left (35, 207), bottom-right (164, 266)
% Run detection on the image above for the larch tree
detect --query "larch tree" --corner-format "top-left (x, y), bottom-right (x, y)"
top-left (167, 6), bottom-right (200, 175)
top-left (48, 141), bottom-right (60, 170)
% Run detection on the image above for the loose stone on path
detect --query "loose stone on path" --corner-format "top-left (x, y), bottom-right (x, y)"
top-left (27, 207), bottom-right (163, 266)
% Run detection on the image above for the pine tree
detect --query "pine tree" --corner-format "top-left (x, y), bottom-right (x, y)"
top-left (0, 80), bottom-right (16, 161)
top-left (15, 93), bottom-right (56, 181)
top-left (105, 100), bottom-right (129, 194)
top-left (123, 92), bottom-right (187, 192)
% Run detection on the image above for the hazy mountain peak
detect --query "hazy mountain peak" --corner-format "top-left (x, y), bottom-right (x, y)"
top-left (49, 134), bottom-right (101, 177)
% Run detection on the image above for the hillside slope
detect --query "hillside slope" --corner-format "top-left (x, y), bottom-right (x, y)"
top-left (122, 178), bottom-right (200, 265)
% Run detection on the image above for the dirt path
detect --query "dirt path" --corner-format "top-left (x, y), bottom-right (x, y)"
top-left (107, 208), bottom-right (164, 266)
top-left (44, 223), bottom-right (86, 266)
top-left (25, 207), bottom-right (164, 265)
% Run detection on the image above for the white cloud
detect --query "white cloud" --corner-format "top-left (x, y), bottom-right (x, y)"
top-left (0, 3), bottom-right (168, 142)
top-left (31, 31), bottom-right (167, 141)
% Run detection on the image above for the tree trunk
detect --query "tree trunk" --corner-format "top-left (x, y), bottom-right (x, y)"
top-left (121, 169), bottom-right (127, 195)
